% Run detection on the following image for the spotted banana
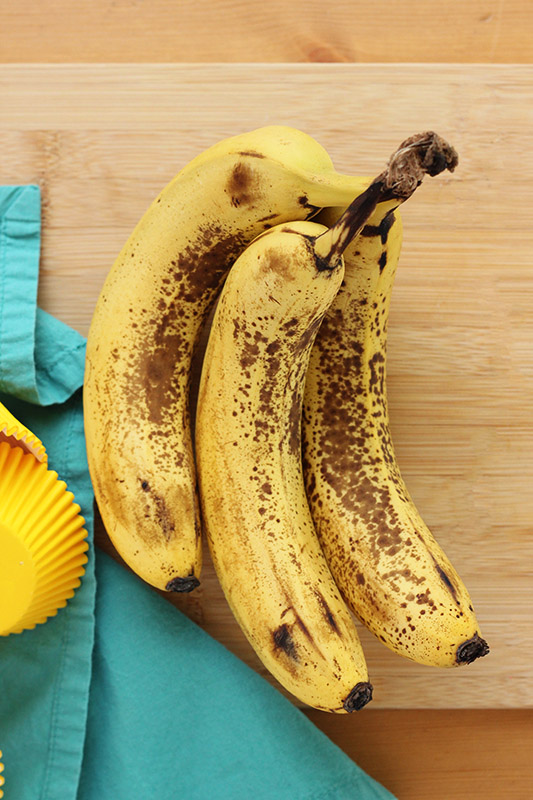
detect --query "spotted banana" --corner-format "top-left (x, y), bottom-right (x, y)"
top-left (195, 136), bottom-right (438, 711)
top-left (302, 132), bottom-right (490, 667)
top-left (84, 126), bottom-right (369, 591)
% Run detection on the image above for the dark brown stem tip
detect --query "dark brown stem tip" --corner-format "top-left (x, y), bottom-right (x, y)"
top-left (380, 131), bottom-right (459, 201)
top-left (343, 681), bottom-right (373, 712)
top-left (456, 633), bottom-right (490, 665)
top-left (166, 574), bottom-right (200, 593)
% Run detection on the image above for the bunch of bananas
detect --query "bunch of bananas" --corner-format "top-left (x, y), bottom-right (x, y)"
top-left (84, 126), bottom-right (489, 713)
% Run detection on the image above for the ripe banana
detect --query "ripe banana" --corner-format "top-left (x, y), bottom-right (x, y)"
top-left (195, 137), bottom-right (431, 712)
top-left (84, 126), bottom-right (369, 592)
top-left (302, 132), bottom-right (490, 667)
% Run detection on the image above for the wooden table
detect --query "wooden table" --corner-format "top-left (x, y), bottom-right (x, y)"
top-left (2, 6), bottom-right (533, 799)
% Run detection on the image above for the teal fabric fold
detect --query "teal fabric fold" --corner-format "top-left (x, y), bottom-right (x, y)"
top-left (0, 185), bottom-right (96, 800)
top-left (79, 550), bottom-right (393, 800)
top-left (0, 184), bottom-right (396, 800)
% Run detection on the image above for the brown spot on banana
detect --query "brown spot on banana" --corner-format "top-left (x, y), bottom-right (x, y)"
top-left (227, 161), bottom-right (259, 207)
top-left (313, 589), bottom-right (339, 632)
top-left (430, 552), bottom-right (462, 607)
top-left (273, 624), bottom-right (300, 661)
top-left (237, 150), bottom-right (266, 159)
top-left (298, 194), bottom-right (321, 218)
top-left (361, 210), bottom-right (396, 244)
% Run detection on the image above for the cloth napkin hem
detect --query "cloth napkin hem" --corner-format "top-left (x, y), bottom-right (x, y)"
top-left (39, 402), bottom-right (96, 800)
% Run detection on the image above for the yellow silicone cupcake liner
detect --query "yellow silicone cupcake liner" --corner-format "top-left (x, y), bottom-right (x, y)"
top-left (0, 441), bottom-right (88, 636)
top-left (0, 749), bottom-right (4, 799)
top-left (0, 400), bottom-right (47, 463)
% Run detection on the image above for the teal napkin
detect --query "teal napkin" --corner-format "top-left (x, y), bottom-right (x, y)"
top-left (0, 184), bottom-right (395, 800)
top-left (0, 184), bottom-right (96, 800)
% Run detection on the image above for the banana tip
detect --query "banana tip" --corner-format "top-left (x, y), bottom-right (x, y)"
top-left (166, 574), bottom-right (200, 593)
top-left (456, 633), bottom-right (490, 665)
top-left (343, 681), bottom-right (373, 712)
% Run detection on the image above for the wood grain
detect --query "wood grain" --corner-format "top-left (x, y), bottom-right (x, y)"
top-left (1, 0), bottom-right (533, 63)
top-left (1, 64), bottom-right (532, 712)
top-left (304, 709), bottom-right (533, 800)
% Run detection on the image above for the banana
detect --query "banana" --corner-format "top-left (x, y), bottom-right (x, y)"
top-left (84, 126), bottom-right (369, 592)
top-left (195, 137), bottom-right (433, 712)
top-left (302, 132), bottom-right (490, 667)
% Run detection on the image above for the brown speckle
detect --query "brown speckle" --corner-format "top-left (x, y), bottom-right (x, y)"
top-left (314, 589), bottom-right (338, 631)
top-left (361, 211), bottom-right (395, 245)
top-left (227, 162), bottom-right (258, 207)
top-left (273, 624), bottom-right (299, 661)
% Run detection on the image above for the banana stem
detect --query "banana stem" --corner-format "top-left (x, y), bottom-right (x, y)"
top-left (314, 131), bottom-right (458, 269)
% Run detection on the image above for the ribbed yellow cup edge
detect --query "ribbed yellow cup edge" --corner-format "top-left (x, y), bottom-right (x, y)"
top-left (0, 748), bottom-right (4, 798)
top-left (0, 443), bottom-right (88, 636)
top-left (0, 401), bottom-right (47, 463)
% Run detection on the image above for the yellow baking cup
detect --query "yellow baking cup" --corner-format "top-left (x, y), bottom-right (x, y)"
top-left (0, 748), bottom-right (4, 798)
top-left (0, 400), bottom-right (47, 463)
top-left (0, 441), bottom-right (88, 636)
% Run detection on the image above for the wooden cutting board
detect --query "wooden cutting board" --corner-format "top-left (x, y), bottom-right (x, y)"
top-left (1, 64), bottom-right (531, 709)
